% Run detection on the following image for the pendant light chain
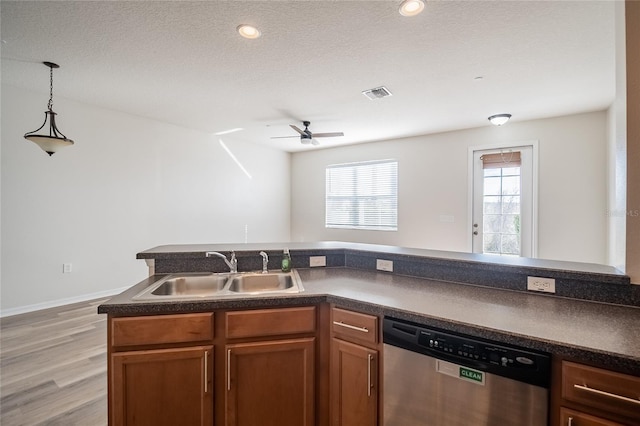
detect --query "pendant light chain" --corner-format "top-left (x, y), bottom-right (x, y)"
top-left (47, 65), bottom-right (54, 112)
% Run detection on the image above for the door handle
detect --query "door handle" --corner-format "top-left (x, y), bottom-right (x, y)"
top-left (227, 349), bottom-right (231, 391)
top-left (204, 350), bottom-right (209, 394)
top-left (367, 354), bottom-right (373, 397)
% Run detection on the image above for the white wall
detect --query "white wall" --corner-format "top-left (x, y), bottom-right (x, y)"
top-left (1, 84), bottom-right (291, 314)
top-left (291, 111), bottom-right (607, 264)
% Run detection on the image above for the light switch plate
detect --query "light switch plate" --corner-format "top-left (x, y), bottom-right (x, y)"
top-left (309, 256), bottom-right (326, 267)
top-left (376, 259), bottom-right (394, 272)
top-left (527, 276), bottom-right (555, 293)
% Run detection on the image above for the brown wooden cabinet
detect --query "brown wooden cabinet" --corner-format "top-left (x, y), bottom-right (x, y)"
top-left (225, 338), bottom-right (315, 426)
top-left (553, 359), bottom-right (640, 426)
top-left (331, 338), bottom-right (378, 426)
top-left (330, 307), bottom-right (380, 426)
top-left (223, 307), bottom-right (317, 426)
top-left (109, 312), bottom-right (215, 426)
top-left (112, 346), bottom-right (213, 426)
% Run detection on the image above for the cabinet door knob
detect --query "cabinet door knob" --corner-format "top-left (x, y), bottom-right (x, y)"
top-left (567, 416), bottom-right (573, 426)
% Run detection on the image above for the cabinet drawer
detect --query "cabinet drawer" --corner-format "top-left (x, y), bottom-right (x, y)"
top-left (111, 313), bottom-right (214, 347)
top-left (562, 361), bottom-right (640, 421)
top-left (331, 307), bottom-right (378, 345)
top-left (560, 408), bottom-right (623, 426)
top-left (225, 306), bottom-right (316, 339)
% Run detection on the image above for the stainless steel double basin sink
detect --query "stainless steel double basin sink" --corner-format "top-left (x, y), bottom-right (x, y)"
top-left (133, 270), bottom-right (304, 301)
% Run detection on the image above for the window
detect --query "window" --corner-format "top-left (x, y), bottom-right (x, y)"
top-left (326, 160), bottom-right (398, 231)
top-left (481, 155), bottom-right (522, 255)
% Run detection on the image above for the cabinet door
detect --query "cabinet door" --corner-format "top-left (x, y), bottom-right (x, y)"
top-left (225, 338), bottom-right (315, 426)
top-left (111, 346), bottom-right (213, 426)
top-left (331, 338), bottom-right (378, 426)
top-left (560, 408), bottom-right (624, 426)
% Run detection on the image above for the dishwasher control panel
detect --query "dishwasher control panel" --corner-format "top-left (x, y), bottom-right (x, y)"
top-left (416, 329), bottom-right (537, 369)
top-left (383, 316), bottom-right (551, 388)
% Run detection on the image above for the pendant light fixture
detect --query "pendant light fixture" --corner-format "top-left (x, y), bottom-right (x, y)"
top-left (488, 113), bottom-right (512, 126)
top-left (24, 62), bottom-right (74, 156)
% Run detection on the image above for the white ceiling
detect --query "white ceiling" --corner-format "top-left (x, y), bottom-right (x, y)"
top-left (1, 1), bottom-right (616, 152)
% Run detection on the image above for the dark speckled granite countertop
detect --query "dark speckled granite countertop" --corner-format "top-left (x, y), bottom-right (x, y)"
top-left (98, 267), bottom-right (640, 376)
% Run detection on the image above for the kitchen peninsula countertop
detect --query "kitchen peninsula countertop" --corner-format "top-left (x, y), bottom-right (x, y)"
top-left (99, 267), bottom-right (640, 376)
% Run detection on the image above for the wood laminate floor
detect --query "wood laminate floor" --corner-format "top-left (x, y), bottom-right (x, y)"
top-left (1, 299), bottom-right (108, 425)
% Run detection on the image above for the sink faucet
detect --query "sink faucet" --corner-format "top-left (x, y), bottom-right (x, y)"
top-left (206, 251), bottom-right (237, 273)
top-left (259, 251), bottom-right (269, 273)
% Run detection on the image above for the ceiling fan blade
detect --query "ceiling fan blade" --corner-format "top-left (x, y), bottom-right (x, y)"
top-left (290, 125), bottom-right (305, 135)
top-left (270, 136), bottom-right (300, 139)
top-left (312, 132), bottom-right (344, 138)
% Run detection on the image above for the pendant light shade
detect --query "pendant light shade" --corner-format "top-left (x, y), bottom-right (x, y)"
top-left (24, 62), bottom-right (74, 156)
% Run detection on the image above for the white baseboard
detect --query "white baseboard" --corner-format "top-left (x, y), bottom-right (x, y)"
top-left (0, 286), bottom-right (130, 318)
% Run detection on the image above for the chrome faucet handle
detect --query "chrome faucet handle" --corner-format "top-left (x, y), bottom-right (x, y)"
top-left (259, 251), bottom-right (269, 273)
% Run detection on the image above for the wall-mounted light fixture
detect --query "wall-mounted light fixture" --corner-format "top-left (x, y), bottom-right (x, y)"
top-left (488, 113), bottom-right (512, 126)
top-left (24, 62), bottom-right (74, 156)
top-left (399, 0), bottom-right (425, 17)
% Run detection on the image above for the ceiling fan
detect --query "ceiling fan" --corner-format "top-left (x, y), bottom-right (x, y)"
top-left (272, 121), bottom-right (344, 146)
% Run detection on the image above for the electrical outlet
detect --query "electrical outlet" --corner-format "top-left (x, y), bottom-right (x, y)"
top-left (63, 263), bottom-right (72, 273)
top-left (527, 276), bottom-right (555, 293)
top-left (309, 256), bottom-right (326, 267)
top-left (376, 259), bottom-right (394, 272)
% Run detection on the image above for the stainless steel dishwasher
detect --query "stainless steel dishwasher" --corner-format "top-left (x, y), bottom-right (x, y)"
top-left (383, 317), bottom-right (550, 426)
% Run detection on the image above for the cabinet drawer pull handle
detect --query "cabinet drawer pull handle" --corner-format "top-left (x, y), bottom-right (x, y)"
top-left (567, 417), bottom-right (573, 426)
top-left (574, 384), bottom-right (640, 405)
top-left (204, 350), bottom-right (209, 394)
top-left (333, 321), bottom-right (369, 333)
top-left (367, 353), bottom-right (373, 397)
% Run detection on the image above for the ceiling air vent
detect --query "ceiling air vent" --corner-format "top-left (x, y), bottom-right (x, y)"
top-left (362, 86), bottom-right (393, 100)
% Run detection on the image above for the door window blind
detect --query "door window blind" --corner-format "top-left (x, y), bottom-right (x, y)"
top-left (480, 151), bottom-right (521, 169)
top-left (325, 160), bottom-right (398, 231)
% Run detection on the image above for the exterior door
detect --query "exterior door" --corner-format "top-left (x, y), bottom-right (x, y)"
top-left (472, 145), bottom-right (535, 257)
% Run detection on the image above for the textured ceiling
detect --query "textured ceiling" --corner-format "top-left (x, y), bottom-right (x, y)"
top-left (1, 1), bottom-right (616, 152)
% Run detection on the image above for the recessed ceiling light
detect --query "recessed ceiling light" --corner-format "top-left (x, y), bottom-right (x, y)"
top-left (237, 24), bottom-right (261, 39)
top-left (488, 114), bottom-right (512, 126)
top-left (399, 0), bottom-right (425, 17)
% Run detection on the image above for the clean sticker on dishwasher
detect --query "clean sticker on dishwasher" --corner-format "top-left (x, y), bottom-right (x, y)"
top-left (436, 360), bottom-right (485, 386)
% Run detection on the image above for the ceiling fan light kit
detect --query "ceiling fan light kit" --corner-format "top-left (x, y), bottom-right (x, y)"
top-left (488, 113), bottom-right (512, 126)
top-left (24, 61), bottom-right (75, 156)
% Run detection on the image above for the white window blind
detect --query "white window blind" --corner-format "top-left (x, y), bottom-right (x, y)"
top-left (325, 160), bottom-right (398, 231)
